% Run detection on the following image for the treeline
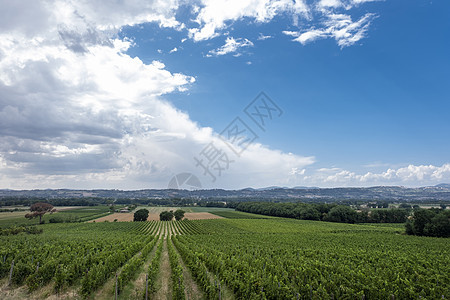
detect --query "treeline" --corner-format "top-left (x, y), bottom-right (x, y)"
top-left (0, 197), bottom-right (226, 207)
top-left (236, 202), bottom-right (409, 224)
top-left (0, 197), bottom-right (101, 207)
top-left (406, 208), bottom-right (450, 238)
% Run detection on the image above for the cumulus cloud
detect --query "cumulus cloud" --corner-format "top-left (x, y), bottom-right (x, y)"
top-left (0, 0), bottom-right (315, 189)
top-left (2, 0), bottom-right (437, 191)
top-left (207, 37), bottom-right (254, 56)
top-left (294, 164), bottom-right (450, 187)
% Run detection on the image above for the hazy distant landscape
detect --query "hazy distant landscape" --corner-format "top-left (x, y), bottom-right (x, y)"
top-left (2, 184), bottom-right (450, 202)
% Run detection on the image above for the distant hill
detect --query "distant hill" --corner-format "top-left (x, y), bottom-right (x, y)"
top-left (435, 183), bottom-right (450, 189)
top-left (1, 185), bottom-right (450, 202)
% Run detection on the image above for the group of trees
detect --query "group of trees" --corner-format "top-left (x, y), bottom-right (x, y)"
top-left (406, 208), bottom-right (450, 237)
top-left (132, 209), bottom-right (186, 221)
top-left (367, 201), bottom-right (390, 208)
top-left (160, 210), bottom-right (185, 221)
top-left (236, 202), bottom-right (410, 224)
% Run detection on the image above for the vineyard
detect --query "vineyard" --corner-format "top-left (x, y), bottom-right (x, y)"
top-left (1, 210), bottom-right (449, 299)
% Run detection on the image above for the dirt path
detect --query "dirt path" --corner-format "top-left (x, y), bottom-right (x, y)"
top-left (119, 239), bottom-right (160, 299)
top-left (0, 275), bottom-right (79, 299)
top-left (154, 239), bottom-right (171, 300)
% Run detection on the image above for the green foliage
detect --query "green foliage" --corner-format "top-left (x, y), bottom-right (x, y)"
top-left (146, 238), bottom-right (163, 295)
top-left (399, 203), bottom-right (412, 209)
top-left (211, 210), bottom-right (269, 219)
top-left (406, 208), bottom-right (450, 237)
top-left (176, 219), bottom-right (450, 299)
top-left (116, 235), bottom-right (156, 295)
top-left (0, 221), bottom-right (156, 295)
top-left (160, 211), bottom-right (174, 221)
top-left (134, 209), bottom-right (149, 222)
top-left (0, 226), bottom-right (42, 236)
top-left (174, 209), bottom-right (185, 221)
top-left (168, 238), bottom-right (185, 299)
top-left (237, 202), bottom-right (409, 224)
top-left (0, 206), bottom-right (111, 229)
top-left (173, 237), bottom-right (222, 299)
top-left (325, 206), bottom-right (358, 223)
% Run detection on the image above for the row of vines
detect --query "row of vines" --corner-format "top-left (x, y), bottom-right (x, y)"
top-left (174, 219), bottom-right (450, 299)
top-left (0, 219), bottom-right (205, 298)
top-left (0, 222), bottom-right (155, 296)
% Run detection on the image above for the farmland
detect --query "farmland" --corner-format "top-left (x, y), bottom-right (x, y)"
top-left (91, 212), bottom-right (222, 222)
top-left (0, 206), bottom-right (111, 228)
top-left (0, 207), bottom-right (449, 299)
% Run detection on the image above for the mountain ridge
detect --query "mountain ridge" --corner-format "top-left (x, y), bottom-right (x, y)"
top-left (1, 184), bottom-right (449, 201)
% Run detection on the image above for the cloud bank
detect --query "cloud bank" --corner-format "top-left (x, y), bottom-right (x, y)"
top-left (0, 0), bottom-right (315, 189)
top-left (1, 0), bottom-right (448, 190)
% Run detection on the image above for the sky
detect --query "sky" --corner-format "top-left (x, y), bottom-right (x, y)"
top-left (0, 0), bottom-right (449, 190)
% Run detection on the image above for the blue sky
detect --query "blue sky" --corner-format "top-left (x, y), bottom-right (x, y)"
top-left (0, 0), bottom-right (449, 189)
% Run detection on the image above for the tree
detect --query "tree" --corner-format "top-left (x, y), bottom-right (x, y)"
top-left (174, 209), bottom-right (185, 221)
top-left (160, 211), bottom-right (174, 221)
top-left (25, 202), bottom-right (55, 224)
top-left (296, 206), bottom-right (320, 221)
top-left (424, 210), bottom-right (450, 237)
top-left (406, 208), bottom-right (449, 237)
top-left (325, 206), bottom-right (358, 224)
top-left (410, 209), bottom-right (436, 235)
top-left (133, 209), bottom-right (149, 221)
top-left (399, 203), bottom-right (412, 209)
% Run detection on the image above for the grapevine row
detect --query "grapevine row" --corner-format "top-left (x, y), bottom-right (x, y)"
top-left (168, 237), bottom-right (185, 299)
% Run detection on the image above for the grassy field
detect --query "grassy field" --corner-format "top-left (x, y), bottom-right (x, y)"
top-left (0, 206), bottom-right (111, 228)
top-left (209, 210), bottom-right (271, 219)
top-left (134, 206), bottom-right (236, 213)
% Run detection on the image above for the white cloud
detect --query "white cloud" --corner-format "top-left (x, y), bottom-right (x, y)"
top-left (0, 0), bottom-right (407, 190)
top-left (351, 0), bottom-right (380, 4)
top-left (208, 37), bottom-right (254, 56)
top-left (189, 0), bottom-right (309, 41)
top-left (187, 0), bottom-right (381, 47)
top-left (284, 13), bottom-right (376, 47)
top-left (257, 33), bottom-right (273, 40)
top-left (293, 164), bottom-right (450, 187)
top-left (169, 47), bottom-right (178, 53)
top-left (317, 0), bottom-right (343, 9)
top-left (0, 0), bottom-right (316, 189)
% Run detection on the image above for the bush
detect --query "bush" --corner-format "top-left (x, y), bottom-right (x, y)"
top-left (49, 216), bottom-right (64, 223)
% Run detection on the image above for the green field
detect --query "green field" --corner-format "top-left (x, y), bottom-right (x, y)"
top-left (0, 206), bottom-right (112, 228)
top-left (209, 210), bottom-right (271, 219)
top-left (136, 206), bottom-right (236, 213)
top-left (0, 212), bottom-right (448, 299)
